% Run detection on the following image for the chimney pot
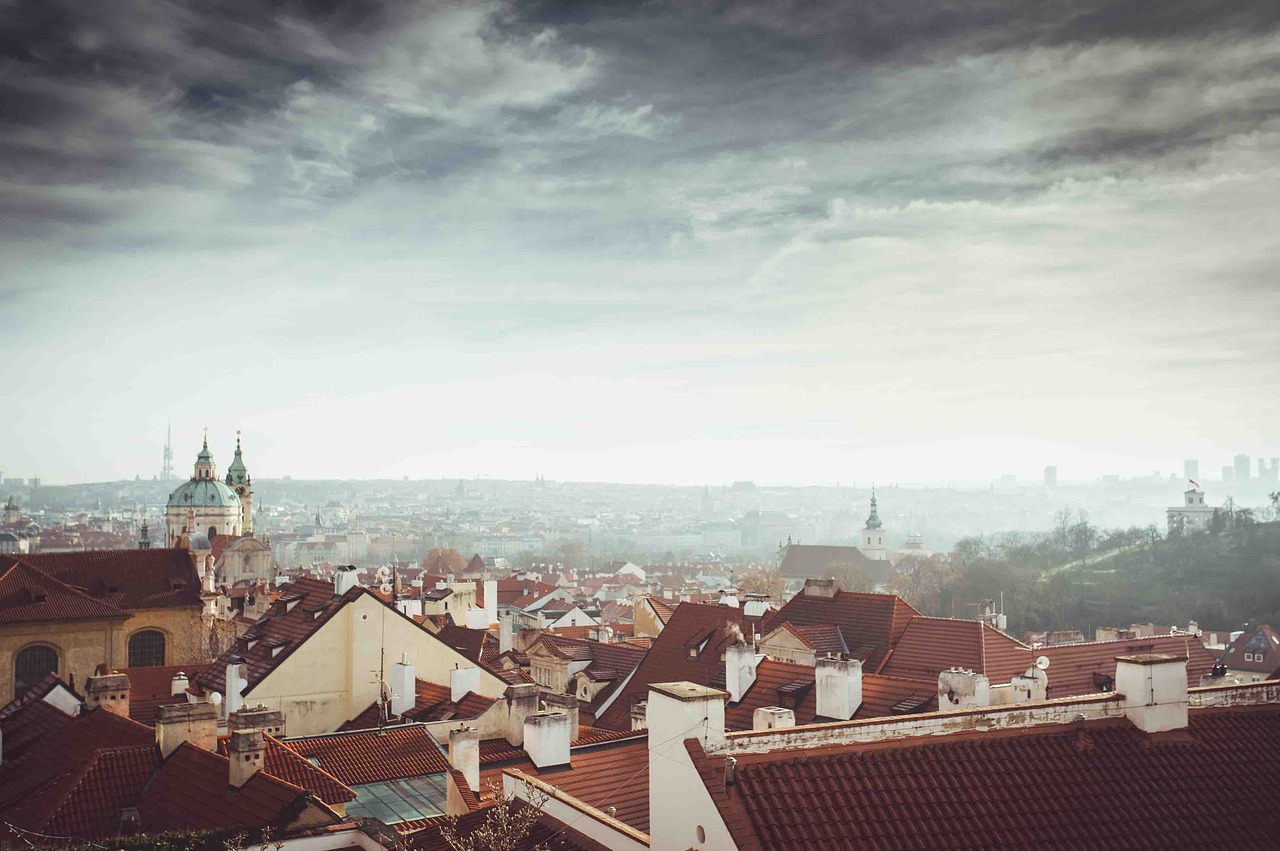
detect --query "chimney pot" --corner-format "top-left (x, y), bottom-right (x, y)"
top-left (816, 657), bottom-right (863, 720)
top-left (228, 729), bottom-right (265, 788)
top-left (85, 672), bottom-right (130, 717)
top-left (155, 701), bottom-right (219, 757)
top-left (1115, 653), bottom-right (1188, 733)
top-left (524, 710), bottom-right (572, 769)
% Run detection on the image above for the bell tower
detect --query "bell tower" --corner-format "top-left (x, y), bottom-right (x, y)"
top-left (225, 431), bottom-right (253, 534)
top-left (861, 488), bottom-right (888, 561)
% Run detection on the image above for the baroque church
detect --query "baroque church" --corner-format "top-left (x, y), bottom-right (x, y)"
top-left (165, 432), bottom-right (253, 547)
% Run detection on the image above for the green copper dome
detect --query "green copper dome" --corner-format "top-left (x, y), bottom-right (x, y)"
top-left (167, 478), bottom-right (243, 508)
top-left (865, 491), bottom-right (883, 530)
top-left (226, 432), bottom-right (250, 486)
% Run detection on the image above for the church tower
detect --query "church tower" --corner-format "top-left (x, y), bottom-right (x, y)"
top-left (225, 431), bottom-right (253, 535)
top-left (861, 489), bottom-right (888, 561)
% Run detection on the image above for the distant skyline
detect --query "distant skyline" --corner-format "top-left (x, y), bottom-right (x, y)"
top-left (3, 1), bottom-right (1278, 486)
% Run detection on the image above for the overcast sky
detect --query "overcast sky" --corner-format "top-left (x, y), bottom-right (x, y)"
top-left (2, 0), bottom-right (1278, 486)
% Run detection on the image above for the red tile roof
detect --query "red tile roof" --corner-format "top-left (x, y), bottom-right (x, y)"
top-left (1220, 624), bottom-right (1280, 674)
top-left (478, 738), bottom-right (651, 833)
top-left (530, 635), bottom-right (647, 685)
top-left (114, 664), bottom-right (209, 725)
top-left (641, 596), bottom-right (676, 624)
top-left (18, 548), bottom-right (203, 611)
top-left (216, 735), bottom-right (356, 805)
top-left (695, 705), bottom-right (1280, 850)
top-left (435, 623), bottom-right (500, 665)
top-left (343, 678), bottom-right (497, 730)
top-left (764, 588), bottom-right (919, 671)
top-left (1042, 634), bottom-right (1218, 698)
top-left (594, 602), bottom-right (760, 731)
top-left (764, 622), bottom-right (849, 655)
top-left (0, 694), bottom-right (77, 763)
top-left (0, 558), bottom-right (130, 622)
top-left (723, 659), bottom-right (937, 730)
top-left (282, 725), bottom-right (450, 786)
top-left (477, 728), bottom-right (644, 765)
top-left (877, 616), bottom-right (1033, 684)
top-left (137, 741), bottom-right (317, 832)
top-left (5, 745), bottom-right (159, 840)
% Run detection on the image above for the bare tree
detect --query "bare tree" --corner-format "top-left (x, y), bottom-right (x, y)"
top-left (738, 566), bottom-right (785, 600)
top-left (437, 782), bottom-right (552, 851)
top-left (828, 561), bottom-right (873, 593)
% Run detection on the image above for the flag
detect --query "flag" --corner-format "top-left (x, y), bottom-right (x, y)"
top-left (1189, 479), bottom-right (1200, 489)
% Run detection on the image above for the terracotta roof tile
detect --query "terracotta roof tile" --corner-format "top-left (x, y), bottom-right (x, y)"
top-left (0, 558), bottom-right (130, 622)
top-left (217, 734), bottom-right (356, 805)
top-left (764, 588), bottom-right (919, 672)
top-left (877, 616), bottom-right (1033, 684)
top-left (0, 695), bottom-right (77, 763)
top-left (342, 678), bottom-right (497, 730)
top-left (282, 725), bottom-right (450, 786)
top-left (6, 745), bottom-right (159, 840)
top-left (700, 705), bottom-right (1280, 850)
top-left (114, 664), bottom-right (209, 725)
top-left (1042, 634), bottom-right (1218, 698)
top-left (18, 548), bottom-right (202, 611)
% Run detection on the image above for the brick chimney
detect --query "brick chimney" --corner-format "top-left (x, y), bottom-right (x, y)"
top-left (1116, 653), bottom-right (1188, 733)
top-left (524, 710), bottom-right (572, 769)
top-left (451, 665), bottom-right (481, 703)
top-left (725, 641), bottom-right (762, 703)
top-left (542, 690), bottom-right (580, 741)
top-left (228, 705), bottom-right (285, 738)
top-left (816, 657), bottom-right (863, 720)
top-left (228, 729), bottom-right (265, 788)
top-left (85, 672), bottom-right (130, 717)
top-left (391, 656), bottom-right (416, 717)
top-left (505, 683), bottom-right (540, 746)
top-left (156, 701), bottom-right (219, 757)
top-left (752, 706), bottom-right (795, 731)
top-left (938, 668), bottom-right (990, 710)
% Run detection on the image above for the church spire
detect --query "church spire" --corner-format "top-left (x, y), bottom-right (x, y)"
top-left (865, 488), bottom-right (882, 530)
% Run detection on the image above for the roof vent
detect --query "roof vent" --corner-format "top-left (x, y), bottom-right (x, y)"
top-left (724, 756), bottom-right (738, 786)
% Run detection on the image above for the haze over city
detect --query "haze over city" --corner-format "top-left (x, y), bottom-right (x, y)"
top-left (3, 0), bottom-right (1278, 485)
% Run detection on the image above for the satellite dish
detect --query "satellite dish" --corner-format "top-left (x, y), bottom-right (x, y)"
top-left (1035, 656), bottom-right (1050, 671)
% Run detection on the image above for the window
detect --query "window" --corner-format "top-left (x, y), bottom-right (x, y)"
top-left (346, 774), bottom-right (448, 824)
top-left (128, 630), bottom-right (166, 667)
top-left (15, 645), bottom-right (58, 695)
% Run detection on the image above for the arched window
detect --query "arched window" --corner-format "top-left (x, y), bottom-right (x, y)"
top-left (128, 630), bottom-right (166, 667)
top-left (15, 645), bottom-right (58, 695)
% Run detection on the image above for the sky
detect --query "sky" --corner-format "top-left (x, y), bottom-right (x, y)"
top-left (2, 0), bottom-right (1279, 486)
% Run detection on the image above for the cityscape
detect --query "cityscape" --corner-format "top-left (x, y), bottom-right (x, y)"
top-left (4, 0), bottom-right (1280, 849)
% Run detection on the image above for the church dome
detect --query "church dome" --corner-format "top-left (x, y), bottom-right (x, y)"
top-left (167, 478), bottom-right (243, 508)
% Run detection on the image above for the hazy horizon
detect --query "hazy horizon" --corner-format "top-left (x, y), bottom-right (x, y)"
top-left (3, 1), bottom-right (1278, 486)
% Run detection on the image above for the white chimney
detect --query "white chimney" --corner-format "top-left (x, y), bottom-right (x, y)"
top-left (938, 668), bottom-right (990, 710)
top-left (391, 656), bottom-right (416, 717)
top-left (334, 565), bottom-right (358, 596)
top-left (816, 657), bottom-right (863, 720)
top-left (228, 729), bottom-right (265, 788)
top-left (225, 658), bottom-right (248, 717)
top-left (451, 665), bottom-right (481, 703)
top-left (484, 579), bottom-right (498, 625)
top-left (1116, 653), bottom-right (1188, 733)
top-left (542, 691), bottom-right (580, 741)
top-left (1010, 665), bottom-right (1048, 703)
top-left (170, 672), bottom-right (189, 697)
top-left (724, 642), bottom-right (761, 703)
top-left (499, 615), bottom-right (514, 654)
top-left (505, 684), bottom-right (540, 746)
top-left (647, 683), bottom-right (728, 851)
top-left (155, 701), bottom-right (219, 757)
top-left (752, 706), bottom-right (795, 731)
top-left (743, 596), bottom-right (769, 618)
top-left (449, 726), bottom-right (480, 793)
top-left (464, 607), bottom-right (489, 630)
top-left (524, 710), bottom-right (572, 769)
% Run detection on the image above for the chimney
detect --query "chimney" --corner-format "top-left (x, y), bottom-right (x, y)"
top-left (724, 641), bottom-right (761, 703)
top-left (155, 701), bottom-right (219, 757)
top-left (449, 726), bottom-right (480, 793)
top-left (451, 666), bottom-right (481, 703)
top-left (170, 672), bottom-right (190, 697)
top-left (938, 668), bottom-right (990, 710)
top-left (228, 705), bottom-right (285, 738)
top-left (1200, 662), bottom-right (1238, 687)
top-left (524, 710), bottom-right (572, 769)
top-left (1116, 653), bottom-right (1189, 733)
top-left (333, 564), bottom-right (358, 597)
top-left (752, 706), bottom-right (795, 731)
top-left (85, 672), bottom-right (130, 717)
top-left (801, 577), bottom-right (841, 599)
top-left (647, 683), bottom-right (727, 851)
top-left (542, 691), bottom-right (580, 741)
top-left (225, 657), bottom-right (247, 717)
top-left (816, 657), bottom-right (863, 720)
top-left (1010, 664), bottom-right (1048, 703)
top-left (484, 579), bottom-right (498, 625)
top-left (505, 683), bottom-right (540, 745)
top-left (391, 656), bottom-right (416, 717)
top-left (630, 700), bottom-right (647, 731)
top-left (228, 729), bottom-right (265, 788)
top-left (742, 594), bottom-right (770, 618)
top-left (499, 614), bottom-right (514, 654)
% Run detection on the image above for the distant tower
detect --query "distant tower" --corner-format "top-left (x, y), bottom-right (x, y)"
top-left (1261, 459), bottom-right (1280, 483)
top-left (139, 520), bottom-right (151, 550)
top-left (1184, 459), bottom-right (1199, 482)
top-left (3, 495), bottom-right (18, 526)
top-left (1043, 466), bottom-right (1058, 489)
top-left (161, 420), bottom-right (174, 482)
top-left (861, 489), bottom-right (888, 561)
top-left (225, 431), bottom-right (253, 534)
top-left (1234, 454), bottom-right (1251, 482)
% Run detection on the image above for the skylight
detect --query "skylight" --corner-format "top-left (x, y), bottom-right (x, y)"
top-left (345, 774), bottom-right (448, 825)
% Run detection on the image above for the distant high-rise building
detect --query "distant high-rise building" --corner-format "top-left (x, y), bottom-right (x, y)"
top-left (1044, 466), bottom-right (1058, 488)
top-left (1222, 466), bottom-right (1235, 483)
top-left (1234, 454), bottom-right (1251, 481)
top-left (1184, 459), bottom-right (1199, 482)
top-left (1261, 459), bottom-right (1280, 483)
